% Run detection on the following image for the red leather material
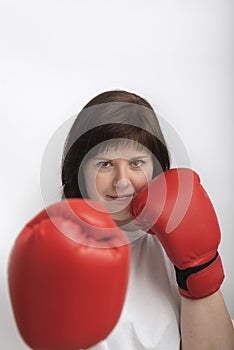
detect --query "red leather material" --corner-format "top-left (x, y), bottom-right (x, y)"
top-left (180, 255), bottom-right (225, 299)
top-left (8, 199), bottom-right (130, 350)
top-left (130, 168), bottom-right (224, 299)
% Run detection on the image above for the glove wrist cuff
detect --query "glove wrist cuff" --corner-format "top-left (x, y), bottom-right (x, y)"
top-left (174, 253), bottom-right (225, 299)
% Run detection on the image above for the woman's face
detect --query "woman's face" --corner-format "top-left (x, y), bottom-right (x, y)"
top-left (82, 141), bottom-right (154, 226)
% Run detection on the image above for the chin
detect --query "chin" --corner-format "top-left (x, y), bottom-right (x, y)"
top-left (112, 208), bottom-right (129, 218)
top-left (112, 212), bottom-right (132, 225)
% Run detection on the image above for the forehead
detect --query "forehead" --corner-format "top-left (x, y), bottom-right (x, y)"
top-left (94, 139), bottom-right (152, 159)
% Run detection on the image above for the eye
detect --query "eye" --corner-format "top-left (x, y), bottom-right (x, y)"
top-left (96, 161), bottom-right (112, 168)
top-left (131, 159), bottom-right (145, 168)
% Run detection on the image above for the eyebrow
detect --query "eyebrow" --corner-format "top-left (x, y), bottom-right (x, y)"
top-left (92, 155), bottom-right (151, 161)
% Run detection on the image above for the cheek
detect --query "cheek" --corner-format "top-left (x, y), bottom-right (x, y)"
top-left (95, 175), bottom-right (107, 194)
top-left (132, 170), bottom-right (153, 192)
top-left (83, 168), bottom-right (99, 199)
top-left (85, 170), bottom-right (111, 199)
top-left (83, 172), bottom-right (95, 198)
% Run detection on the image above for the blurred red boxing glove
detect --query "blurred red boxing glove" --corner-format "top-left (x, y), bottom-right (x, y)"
top-left (8, 199), bottom-right (130, 350)
top-left (130, 168), bottom-right (224, 299)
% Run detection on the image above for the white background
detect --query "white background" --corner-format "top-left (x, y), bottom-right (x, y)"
top-left (0, 0), bottom-right (233, 348)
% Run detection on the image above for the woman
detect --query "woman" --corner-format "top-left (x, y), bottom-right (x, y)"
top-left (61, 90), bottom-right (234, 349)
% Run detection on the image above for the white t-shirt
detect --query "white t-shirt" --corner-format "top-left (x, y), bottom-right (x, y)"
top-left (89, 231), bottom-right (181, 350)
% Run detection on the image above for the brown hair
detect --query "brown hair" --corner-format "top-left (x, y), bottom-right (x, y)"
top-left (61, 90), bottom-right (170, 198)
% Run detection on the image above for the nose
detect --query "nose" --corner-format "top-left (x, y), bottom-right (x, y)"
top-left (113, 165), bottom-right (132, 191)
top-left (114, 178), bottom-right (131, 190)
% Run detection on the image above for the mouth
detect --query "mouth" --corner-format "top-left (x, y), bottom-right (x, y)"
top-left (106, 194), bottom-right (134, 202)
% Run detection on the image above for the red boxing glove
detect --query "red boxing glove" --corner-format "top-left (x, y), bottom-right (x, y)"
top-left (130, 168), bottom-right (224, 299)
top-left (8, 199), bottom-right (130, 350)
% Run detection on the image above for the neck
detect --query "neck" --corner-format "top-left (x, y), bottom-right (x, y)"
top-left (115, 218), bottom-right (140, 232)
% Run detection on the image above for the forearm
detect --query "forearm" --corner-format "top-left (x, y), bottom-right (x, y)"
top-left (180, 290), bottom-right (234, 350)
